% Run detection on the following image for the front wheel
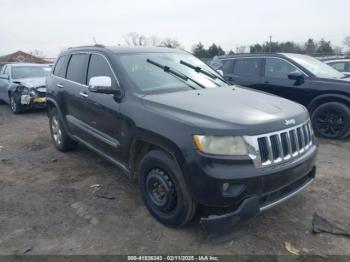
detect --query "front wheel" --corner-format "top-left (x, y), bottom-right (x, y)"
top-left (311, 102), bottom-right (350, 139)
top-left (49, 107), bottom-right (77, 151)
top-left (10, 94), bottom-right (23, 114)
top-left (139, 150), bottom-right (197, 227)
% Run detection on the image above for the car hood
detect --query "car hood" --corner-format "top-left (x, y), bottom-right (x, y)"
top-left (142, 86), bottom-right (309, 135)
top-left (13, 77), bottom-right (46, 89)
top-left (326, 77), bottom-right (350, 83)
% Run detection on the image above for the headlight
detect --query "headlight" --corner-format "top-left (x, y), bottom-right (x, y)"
top-left (29, 89), bottom-right (37, 96)
top-left (193, 135), bottom-right (248, 156)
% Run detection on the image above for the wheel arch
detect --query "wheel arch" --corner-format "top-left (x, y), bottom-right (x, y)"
top-left (129, 130), bottom-right (187, 181)
top-left (46, 97), bottom-right (71, 135)
top-left (308, 94), bottom-right (350, 113)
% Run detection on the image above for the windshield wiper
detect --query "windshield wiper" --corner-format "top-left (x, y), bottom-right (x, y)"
top-left (146, 59), bottom-right (205, 89)
top-left (180, 60), bottom-right (227, 83)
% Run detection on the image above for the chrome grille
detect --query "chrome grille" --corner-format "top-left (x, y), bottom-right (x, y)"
top-left (244, 121), bottom-right (314, 168)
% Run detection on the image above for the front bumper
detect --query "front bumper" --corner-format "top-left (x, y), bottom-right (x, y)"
top-left (184, 144), bottom-right (317, 207)
top-left (20, 94), bottom-right (46, 108)
top-left (201, 167), bottom-right (315, 242)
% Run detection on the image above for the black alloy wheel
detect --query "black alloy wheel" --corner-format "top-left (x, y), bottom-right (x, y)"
top-left (312, 102), bottom-right (350, 139)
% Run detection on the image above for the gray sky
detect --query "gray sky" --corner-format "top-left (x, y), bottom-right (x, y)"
top-left (0, 0), bottom-right (349, 58)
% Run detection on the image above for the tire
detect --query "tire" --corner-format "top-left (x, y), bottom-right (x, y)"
top-left (139, 150), bottom-right (197, 227)
top-left (9, 94), bottom-right (23, 114)
top-left (311, 102), bottom-right (350, 139)
top-left (49, 107), bottom-right (77, 151)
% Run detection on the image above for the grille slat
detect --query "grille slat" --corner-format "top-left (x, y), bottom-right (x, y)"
top-left (270, 135), bottom-right (280, 160)
top-left (257, 122), bottom-right (313, 167)
top-left (280, 132), bottom-right (289, 157)
top-left (258, 137), bottom-right (269, 163)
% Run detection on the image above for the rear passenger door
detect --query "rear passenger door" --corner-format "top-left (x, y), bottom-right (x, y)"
top-left (63, 53), bottom-right (90, 137)
top-left (223, 58), bottom-right (264, 90)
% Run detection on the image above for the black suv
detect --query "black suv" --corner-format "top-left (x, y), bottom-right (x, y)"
top-left (211, 53), bottom-right (350, 139)
top-left (46, 46), bottom-right (317, 241)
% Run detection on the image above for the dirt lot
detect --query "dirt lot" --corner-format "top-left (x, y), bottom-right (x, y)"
top-left (0, 104), bottom-right (349, 256)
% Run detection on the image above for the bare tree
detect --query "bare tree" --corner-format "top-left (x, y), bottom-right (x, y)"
top-left (123, 32), bottom-right (182, 48)
top-left (30, 49), bottom-right (45, 58)
top-left (160, 38), bottom-right (181, 49)
top-left (149, 35), bottom-right (160, 46)
top-left (123, 32), bottom-right (147, 46)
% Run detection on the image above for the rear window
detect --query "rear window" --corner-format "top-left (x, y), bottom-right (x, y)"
top-left (234, 58), bottom-right (261, 76)
top-left (53, 55), bottom-right (69, 78)
top-left (66, 54), bottom-right (89, 84)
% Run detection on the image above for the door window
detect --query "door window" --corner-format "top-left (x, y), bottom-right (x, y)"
top-left (265, 58), bottom-right (301, 79)
top-left (2, 66), bottom-right (9, 76)
top-left (233, 58), bottom-right (261, 76)
top-left (66, 54), bottom-right (89, 84)
top-left (221, 59), bottom-right (234, 74)
top-left (53, 55), bottom-right (69, 78)
top-left (87, 54), bottom-right (115, 86)
top-left (329, 62), bottom-right (346, 72)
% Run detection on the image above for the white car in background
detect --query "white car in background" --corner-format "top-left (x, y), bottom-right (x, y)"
top-left (325, 59), bottom-right (350, 76)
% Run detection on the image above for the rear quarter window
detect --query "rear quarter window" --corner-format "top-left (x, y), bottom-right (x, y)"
top-left (53, 55), bottom-right (69, 78)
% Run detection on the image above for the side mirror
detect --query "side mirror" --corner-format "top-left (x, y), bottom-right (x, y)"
top-left (217, 70), bottom-right (224, 76)
top-left (288, 71), bottom-right (304, 81)
top-left (88, 76), bottom-right (116, 94)
top-left (0, 74), bottom-right (9, 80)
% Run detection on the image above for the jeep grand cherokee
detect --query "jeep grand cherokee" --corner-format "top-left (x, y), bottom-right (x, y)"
top-left (46, 45), bottom-right (318, 241)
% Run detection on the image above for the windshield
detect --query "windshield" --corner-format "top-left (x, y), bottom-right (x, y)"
top-left (284, 54), bottom-right (345, 79)
top-left (117, 52), bottom-right (225, 92)
top-left (11, 66), bottom-right (51, 79)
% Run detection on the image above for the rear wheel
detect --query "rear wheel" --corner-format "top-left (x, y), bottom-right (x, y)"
top-left (10, 94), bottom-right (23, 114)
top-left (311, 102), bottom-right (350, 139)
top-left (49, 107), bottom-right (77, 151)
top-left (139, 150), bottom-right (197, 227)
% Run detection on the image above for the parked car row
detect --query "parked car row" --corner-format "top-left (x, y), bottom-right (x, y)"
top-left (210, 53), bottom-right (350, 139)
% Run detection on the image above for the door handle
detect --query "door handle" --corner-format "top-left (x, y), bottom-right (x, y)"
top-left (79, 92), bottom-right (88, 98)
top-left (228, 77), bottom-right (234, 82)
top-left (56, 83), bottom-right (64, 88)
top-left (264, 81), bottom-right (270, 84)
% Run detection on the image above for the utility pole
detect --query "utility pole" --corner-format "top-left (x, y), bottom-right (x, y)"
top-left (269, 35), bottom-right (272, 53)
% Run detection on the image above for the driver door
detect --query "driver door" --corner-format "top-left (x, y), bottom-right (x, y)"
top-left (82, 53), bottom-right (124, 163)
top-left (262, 57), bottom-right (312, 106)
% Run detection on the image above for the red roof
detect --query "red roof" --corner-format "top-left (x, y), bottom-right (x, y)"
top-left (0, 51), bottom-right (50, 64)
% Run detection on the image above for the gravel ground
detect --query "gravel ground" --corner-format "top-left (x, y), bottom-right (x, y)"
top-left (0, 104), bottom-right (349, 256)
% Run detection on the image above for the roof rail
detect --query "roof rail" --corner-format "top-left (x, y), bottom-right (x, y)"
top-left (68, 44), bottom-right (106, 49)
